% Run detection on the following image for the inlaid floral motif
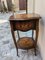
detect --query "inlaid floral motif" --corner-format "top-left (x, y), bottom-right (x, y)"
top-left (14, 21), bottom-right (36, 31)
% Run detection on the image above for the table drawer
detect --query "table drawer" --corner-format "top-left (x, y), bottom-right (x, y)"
top-left (13, 21), bottom-right (36, 31)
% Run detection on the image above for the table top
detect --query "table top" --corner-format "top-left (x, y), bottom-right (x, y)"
top-left (9, 13), bottom-right (41, 21)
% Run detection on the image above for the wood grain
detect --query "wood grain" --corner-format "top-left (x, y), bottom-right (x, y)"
top-left (9, 13), bottom-right (41, 21)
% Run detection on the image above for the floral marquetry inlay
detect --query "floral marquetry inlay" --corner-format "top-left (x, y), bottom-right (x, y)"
top-left (14, 21), bottom-right (36, 31)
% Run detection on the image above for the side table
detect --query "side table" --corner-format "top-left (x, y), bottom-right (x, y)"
top-left (9, 13), bottom-right (41, 56)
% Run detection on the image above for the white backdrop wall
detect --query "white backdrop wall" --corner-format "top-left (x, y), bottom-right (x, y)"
top-left (28, 0), bottom-right (33, 13)
top-left (35, 0), bottom-right (45, 60)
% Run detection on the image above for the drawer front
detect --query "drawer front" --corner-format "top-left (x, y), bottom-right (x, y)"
top-left (13, 21), bottom-right (36, 31)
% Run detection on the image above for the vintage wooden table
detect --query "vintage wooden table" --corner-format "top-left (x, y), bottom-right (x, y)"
top-left (9, 13), bottom-right (41, 56)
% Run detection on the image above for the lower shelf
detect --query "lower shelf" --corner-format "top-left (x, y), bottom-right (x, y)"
top-left (17, 37), bottom-right (35, 49)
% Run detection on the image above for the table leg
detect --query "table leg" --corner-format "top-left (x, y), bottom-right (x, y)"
top-left (34, 20), bottom-right (39, 56)
top-left (10, 22), bottom-right (19, 56)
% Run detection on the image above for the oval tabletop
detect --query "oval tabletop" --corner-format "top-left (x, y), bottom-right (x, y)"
top-left (9, 13), bottom-right (41, 21)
